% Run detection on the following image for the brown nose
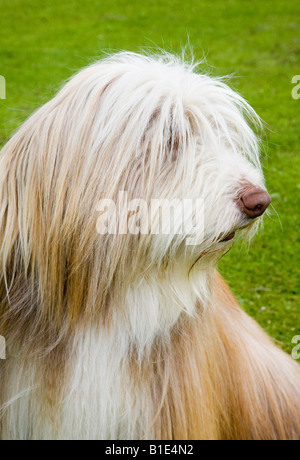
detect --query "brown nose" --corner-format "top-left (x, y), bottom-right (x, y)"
top-left (238, 186), bottom-right (272, 218)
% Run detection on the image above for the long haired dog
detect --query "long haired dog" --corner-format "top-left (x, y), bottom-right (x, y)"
top-left (0, 52), bottom-right (299, 440)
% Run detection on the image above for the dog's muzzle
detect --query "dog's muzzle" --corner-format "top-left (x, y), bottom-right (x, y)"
top-left (220, 185), bottom-right (271, 243)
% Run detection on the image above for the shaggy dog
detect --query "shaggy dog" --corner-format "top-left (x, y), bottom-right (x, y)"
top-left (0, 52), bottom-right (299, 440)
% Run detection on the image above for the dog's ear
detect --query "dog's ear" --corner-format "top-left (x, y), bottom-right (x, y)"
top-left (0, 134), bottom-right (27, 275)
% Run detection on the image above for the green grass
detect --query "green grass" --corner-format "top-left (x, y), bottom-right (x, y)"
top-left (0, 0), bottom-right (299, 353)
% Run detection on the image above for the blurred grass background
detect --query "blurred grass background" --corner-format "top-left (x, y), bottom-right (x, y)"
top-left (0, 0), bottom-right (299, 353)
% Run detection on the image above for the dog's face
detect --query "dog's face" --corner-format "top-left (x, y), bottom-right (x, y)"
top-left (187, 143), bottom-right (270, 249)
top-left (83, 53), bottom-right (271, 268)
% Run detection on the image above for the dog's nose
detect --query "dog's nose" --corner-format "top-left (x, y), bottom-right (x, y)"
top-left (238, 186), bottom-right (272, 218)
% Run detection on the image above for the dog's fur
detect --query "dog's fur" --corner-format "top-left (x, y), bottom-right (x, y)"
top-left (0, 52), bottom-right (299, 440)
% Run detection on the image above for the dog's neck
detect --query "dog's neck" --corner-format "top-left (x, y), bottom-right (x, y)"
top-left (117, 262), bottom-right (213, 354)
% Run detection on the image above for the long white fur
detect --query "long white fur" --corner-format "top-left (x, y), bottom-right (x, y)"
top-left (1, 51), bottom-right (291, 440)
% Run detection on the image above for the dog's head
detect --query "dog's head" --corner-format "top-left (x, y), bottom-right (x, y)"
top-left (0, 52), bottom-right (271, 337)
top-left (88, 53), bottom-right (271, 266)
